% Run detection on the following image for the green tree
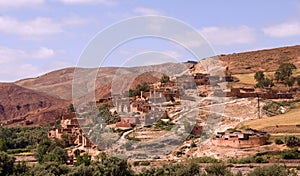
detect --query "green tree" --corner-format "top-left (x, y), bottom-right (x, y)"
top-left (0, 139), bottom-right (7, 152)
top-left (261, 77), bottom-right (274, 88)
top-left (254, 71), bottom-right (265, 83)
top-left (129, 82), bottom-right (150, 97)
top-left (284, 76), bottom-right (296, 89)
top-left (68, 164), bottom-right (94, 176)
top-left (75, 153), bottom-right (91, 166)
top-left (43, 147), bottom-right (68, 164)
top-left (160, 74), bottom-right (170, 83)
top-left (30, 162), bottom-right (69, 176)
top-left (274, 63), bottom-right (297, 82)
top-left (34, 139), bottom-right (52, 163)
top-left (97, 104), bottom-right (120, 125)
top-left (93, 153), bottom-right (133, 176)
top-left (254, 71), bottom-right (274, 88)
top-left (0, 152), bottom-right (15, 176)
top-left (68, 104), bottom-right (76, 112)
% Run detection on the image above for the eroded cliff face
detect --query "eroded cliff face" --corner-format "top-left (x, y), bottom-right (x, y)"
top-left (0, 83), bottom-right (69, 126)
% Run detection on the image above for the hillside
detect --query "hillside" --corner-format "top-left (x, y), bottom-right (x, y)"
top-left (0, 83), bottom-right (69, 126)
top-left (218, 45), bottom-right (300, 74)
top-left (4, 45), bottom-right (300, 127)
top-left (16, 63), bottom-right (191, 101)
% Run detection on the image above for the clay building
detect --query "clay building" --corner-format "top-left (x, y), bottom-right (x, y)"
top-left (176, 75), bottom-right (197, 89)
top-left (230, 87), bottom-right (293, 99)
top-left (48, 112), bottom-right (93, 148)
top-left (212, 129), bottom-right (268, 148)
top-left (115, 117), bottom-right (139, 129)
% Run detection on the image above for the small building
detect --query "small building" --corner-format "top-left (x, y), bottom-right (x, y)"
top-left (115, 117), bottom-right (137, 130)
top-left (212, 128), bottom-right (268, 148)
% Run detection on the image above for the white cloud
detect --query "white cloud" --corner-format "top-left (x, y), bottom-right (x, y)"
top-left (133, 7), bottom-right (164, 15)
top-left (55, 0), bottom-right (116, 6)
top-left (199, 26), bottom-right (256, 45)
top-left (0, 16), bottom-right (63, 39)
top-left (262, 21), bottom-right (300, 38)
top-left (0, 16), bottom-right (91, 39)
top-left (0, 46), bottom-right (54, 81)
top-left (0, 46), bottom-right (55, 61)
top-left (31, 47), bottom-right (55, 59)
top-left (0, 0), bottom-right (44, 8)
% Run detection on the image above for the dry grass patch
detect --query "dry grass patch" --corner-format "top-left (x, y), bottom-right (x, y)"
top-left (239, 105), bottom-right (300, 130)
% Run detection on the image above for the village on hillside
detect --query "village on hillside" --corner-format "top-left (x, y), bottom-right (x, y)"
top-left (42, 61), bottom-right (300, 166)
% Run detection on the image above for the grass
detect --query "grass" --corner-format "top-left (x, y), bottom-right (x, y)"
top-left (233, 68), bottom-right (300, 85)
top-left (233, 73), bottom-right (256, 85)
top-left (239, 105), bottom-right (300, 130)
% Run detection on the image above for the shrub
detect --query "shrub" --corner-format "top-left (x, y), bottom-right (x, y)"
top-left (284, 136), bottom-right (300, 147)
top-left (274, 138), bottom-right (284, 145)
top-left (205, 163), bottom-right (233, 176)
top-left (140, 161), bottom-right (150, 166)
top-left (248, 164), bottom-right (289, 176)
top-left (281, 148), bottom-right (300, 159)
top-left (192, 157), bottom-right (219, 163)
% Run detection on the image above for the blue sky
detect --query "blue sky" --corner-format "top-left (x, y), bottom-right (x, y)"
top-left (1, 0), bottom-right (300, 81)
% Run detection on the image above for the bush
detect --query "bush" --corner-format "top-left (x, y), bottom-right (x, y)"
top-left (155, 120), bottom-right (175, 131)
top-left (6, 148), bottom-right (30, 154)
top-left (248, 164), bottom-right (289, 176)
top-left (160, 75), bottom-right (170, 83)
top-left (205, 163), bottom-right (233, 176)
top-left (140, 161), bottom-right (150, 166)
top-left (284, 136), bottom-right (300, 147)
top-left (192, 157), bottom-right (219, 163)
top-left (281, 148), bottom-right (300, 159)
top-left (275, 138), bottom-right (284, 145)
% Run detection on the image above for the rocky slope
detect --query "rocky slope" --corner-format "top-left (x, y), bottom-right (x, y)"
top-left (0, 83), bottom-right (69, 126)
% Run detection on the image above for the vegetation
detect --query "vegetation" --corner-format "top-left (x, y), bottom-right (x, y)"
top-left (254, 71), bottom-right (274, 88)
top-left (129, 82), bottom-right (150, 97)
top-left (34, 138), bottom-right (68, 164)
top-left (284, 136), bottom-right (300, 147)
top-left (274, 63), bottom-right (297, 82)
top-left (95, 103), bottom-right (120, 125)
top-left (228, 154), bottom-right (269, 164)
top-left (274, 138), bottom-right (284, 145)
top-left (154, 120), bottom-right (175, 131)
top-left (240, 104), bottom-right (300, 130)
top-left (248, 164), bottom-right (296, 176)
top-left (68, 103), bottom-right (76, 112)
top-left (0, 126), bottom-right (47, 152)
top-left (281, 148), bottom-right (300, 159)
top-left (160, 74), bottom-right (170, 83)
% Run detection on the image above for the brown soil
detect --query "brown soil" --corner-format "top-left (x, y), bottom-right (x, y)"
top-left (261, 125), bottom-right (300, 134)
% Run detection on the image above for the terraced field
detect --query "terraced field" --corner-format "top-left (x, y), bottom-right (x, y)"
top-left (238, 104), bottom-right (300, 138)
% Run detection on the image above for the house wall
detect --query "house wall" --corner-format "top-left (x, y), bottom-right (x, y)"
top-left (212, 136), bottom-right (267, 148)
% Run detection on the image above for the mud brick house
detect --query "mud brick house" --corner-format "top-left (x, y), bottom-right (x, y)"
top-left (194, 73), bottom-right (210, 86)
top-left (48, 112), bottom-right (93, 147)
top-left (131, 100), bottom-right (151, 113)
top-left (115, 117), bottom-right (140, 129)
top-left (115, 99), bottom-right (131, 114)
top-left (176, 75), bottom-right (197, 89)
top-left (191, 125), bottom-right (202, 135)
top-left (212, 129), bottom-right (268, 148)
top-left (61, 112), bottom-right (80, 129)
top-left (230, 87), bottom-right (293, 99)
